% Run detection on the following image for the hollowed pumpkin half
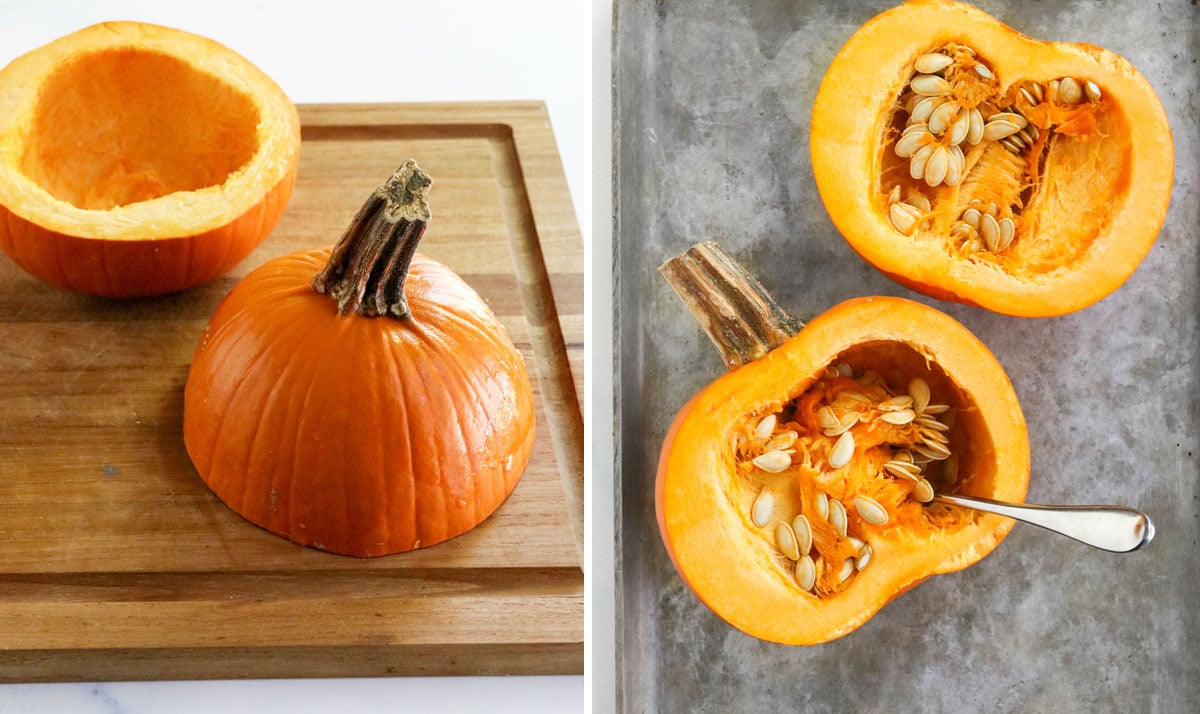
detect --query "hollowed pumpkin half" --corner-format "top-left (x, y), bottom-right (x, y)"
top-left (657, 243), bottom-right (1028, 645)
top-left (0, 22), bottom-right (300, 297)
top-left (810, 0), bottom-right (1173, 317)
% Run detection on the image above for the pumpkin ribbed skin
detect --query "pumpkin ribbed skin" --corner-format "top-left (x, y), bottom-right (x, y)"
top-left (183, 248), bottom-right (535, 557)
top-left (0, 22), bottom-right (300, 297)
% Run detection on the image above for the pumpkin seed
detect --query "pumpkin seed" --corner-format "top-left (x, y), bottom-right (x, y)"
top-left (829, 498), bottom-right (848, 538)
top-left (836, 362), bottom-right (853, 378)
top-left (910, 96), bottom-right (944, 124)
top-left (913, 478), bottom-right (935, 503)
top-left (951, 222), bottom-right (974, 239)
top-left (974, 63), bottom-right (994, 80)
top-left (1046, 79), bottom-right (1060, 104)
top-left (1029, 81), bottom-right (1045, 102)
top-left (855, 495), bottom-right (889, 526)
top-left (754, 414), bottom-right (777, 440)
top-left (962, 208), bottom-right (982, 228)
top-left (966, 107), bottom-right (984, 145)
top-left (775, 522), bottom-right (800, 560)
top-left (752, 488), bottom-right (774, 527)
top-left (943, 452), bottom-right (959, 485)
top-left (911, 449), bottom-right (934, 465)
top-left (753, 450), bottom-right (792, 473)
top-left (1085, 80), bottom-right (1101, 102)
top-left (1000, 136), bottom-right (1024, 154)
top-left (997, 217), bottom-right (1015, 252)
top-left (795, 554), bottom-right (817, 591)
top-left (884, 460), bottom-right (921, 481)
top-left (894, 130), bottom-right (928, 158)
top-left (928, 100), bottom-right (959, 135)
top-left (980, 213), bottom-right (1000, 251)
top-left (910, 74), bottom-right (952, 96)
top-left (839, 390), bottom-right (874, 403)
top-left (830, 431), bottom-right (855, 468)
top-left (916, 440), bottom-right (952, 460)
top-left (881, 395), bottom-right (914, 410)
top-left (1019, 86), bottom-right (1040, 106)
top-left (823, 412), bottom-right (861, 437)
top-left (855, 542), bottom-right (873, 571)
top-left (837, 558), bottom-right (855, 583)
top-left (847, 536), bottom-right (865, 551)
top-left (944, 145), bottom-right (964, 187)
top-left (909, 144), bottom-right (935, 180)
top-left (921, 429), bottom-right (950, 448)
top-left (793, 514), bottom-right (813, 555)
top-left (1059, 77), bottom-right (1083, 105)
top-left (907, 190), bottom-right (931, 213)
top-left (917, 415), bottom-right (950, 431)
top-left (816, 405), bottom-right (841, 430)
top-left (914, 52), bottom-right (953, 74)
top-left (908, 377), bottom-right (931, 413)
top-left (989, 112), bottom-right (1027, 130)
top-left (765, 430), bottom-right (798, 451)
top-left (923, 404), bottom-right (951, 416)
top-left (983, 119), bottom-right (1021, 141)
top-left (815, 492), bottom-right (830, 520)
top-left (948, 111), bottom-right (971, 145)
top-left (881, 408), bottom-right (917, 425)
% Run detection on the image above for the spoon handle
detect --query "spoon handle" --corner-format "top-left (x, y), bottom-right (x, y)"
top-left (933, 494), bottom-right (1155, 553)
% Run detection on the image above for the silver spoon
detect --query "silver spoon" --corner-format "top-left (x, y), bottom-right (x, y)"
top-left (933, 493), bottom-right (1155, 553)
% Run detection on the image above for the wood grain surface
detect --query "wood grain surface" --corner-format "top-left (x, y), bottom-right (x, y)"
top-left (0, 102), bottom-right (583, 681)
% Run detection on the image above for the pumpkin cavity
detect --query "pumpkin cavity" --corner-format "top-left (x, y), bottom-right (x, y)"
top-left (881, 42), bottom-right (1132, 279)
top-left (732, 340), bottom-right (993, 597)
top-left (20, 47), bottom-right (262, 210)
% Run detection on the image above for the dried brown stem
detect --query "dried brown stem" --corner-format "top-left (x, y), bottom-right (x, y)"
top-left (659, 241), bottom-right (803, 370)
top-left (312, 159), bottom-right (432, 318)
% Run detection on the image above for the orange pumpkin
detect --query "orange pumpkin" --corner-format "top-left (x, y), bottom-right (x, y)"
top-left (0, 21), bottom-right (300, 297)
top-left (657, 242), bottom-right (1029, 644)
top-left (183, 161), bottom-right (535, 557)
top-left (810, 0), bottom-right (1173, 317)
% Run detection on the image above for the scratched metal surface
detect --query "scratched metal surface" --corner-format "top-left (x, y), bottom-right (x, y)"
top-left (613, 1), bottom-right (1200, 711)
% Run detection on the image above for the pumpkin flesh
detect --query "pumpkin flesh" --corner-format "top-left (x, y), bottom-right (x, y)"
top-left (810, 0), bottom-right (1173, 316)
top-left (0, 22), bottom-right (300, 296)
top-left (657, 296), bottom-right (1029, 644)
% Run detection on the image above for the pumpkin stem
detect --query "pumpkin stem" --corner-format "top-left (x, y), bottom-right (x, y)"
top-left (312, 159), bottom-right (433, 318)
top-left (659, 241), bottom-right (803, 370)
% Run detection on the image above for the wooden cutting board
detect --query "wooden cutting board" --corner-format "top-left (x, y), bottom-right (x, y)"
top-left (0, 102), bottom-right (583, 681)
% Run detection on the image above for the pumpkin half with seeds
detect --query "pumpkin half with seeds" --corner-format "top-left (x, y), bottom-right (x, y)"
top-left (656, 242), bottom-right (1028, 645)
top-left (810, 0), bottom-right (1173, 317)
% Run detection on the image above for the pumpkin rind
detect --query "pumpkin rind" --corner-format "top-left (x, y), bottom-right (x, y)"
top-left (810, 0), bottom-right (1173, 317)
top-left (0, 21), bottom-right (301, 297)
top-left (184, 249), bottom-right (536, 557)
top-left (656, 296), bottom-right (1029, 645)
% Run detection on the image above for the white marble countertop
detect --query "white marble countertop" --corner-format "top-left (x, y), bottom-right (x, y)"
top-left (0, 1), bottom-right (585, 711)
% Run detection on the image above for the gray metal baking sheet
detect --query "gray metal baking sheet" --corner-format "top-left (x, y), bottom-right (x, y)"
top-left (613, 1), bottom-right (1199, 711)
